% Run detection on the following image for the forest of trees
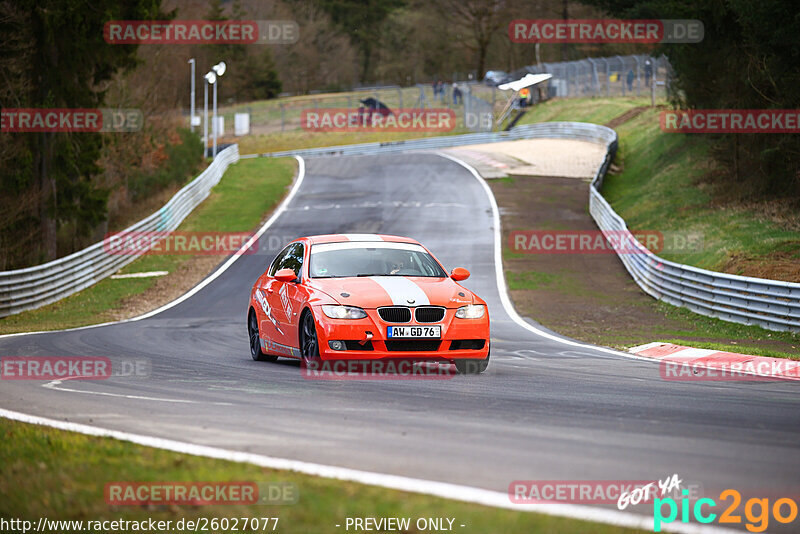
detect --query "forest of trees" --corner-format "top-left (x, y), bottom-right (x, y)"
top-left (582, 0), bottom-right (800, 206)
top-left (1, 0), bottom-right (797, 270)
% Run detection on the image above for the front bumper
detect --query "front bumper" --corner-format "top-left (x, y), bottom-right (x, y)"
top-left (312, 306), bottom-right (490, 361)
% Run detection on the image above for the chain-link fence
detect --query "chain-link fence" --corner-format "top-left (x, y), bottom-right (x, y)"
top-left (208, 54), bottom-right (670, 138)
top-left (215, 81), bottom-right (498, 135)
top-left (523, 54), bottom-right (673, 100)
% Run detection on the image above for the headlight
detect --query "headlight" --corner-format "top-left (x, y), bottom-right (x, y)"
top-left (455, 304), bottom-right (485, 319)
top-left (321, 305), bottom-right (368, 320)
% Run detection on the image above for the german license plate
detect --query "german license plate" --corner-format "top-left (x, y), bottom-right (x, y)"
top-left (387, 326), bottom-right (441, 338)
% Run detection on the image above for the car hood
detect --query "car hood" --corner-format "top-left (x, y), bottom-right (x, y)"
top-left (307, 276), bottom-right (474, 309)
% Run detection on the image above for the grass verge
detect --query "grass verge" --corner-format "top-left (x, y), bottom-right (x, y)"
top-left (234, 98), bottom-right (650, 157)
top-left (237, 129), bottom-right (468, 156)
top-left (222, 85), bottom-right (482, 155)
top-left (517, 97), bottom-right (652, 127)
top-left (492, 97), bottom-right (800, 358)
top-left (517, 97), bottom-right (800, 278)
top-left (0, 419), bottom-right (646, 534)
top-left (236, 97), bottom-right (652, 156)
top-left (603, 109), bottom-right (800, 278)
top-left (0, 158), bottom-right (296, 335)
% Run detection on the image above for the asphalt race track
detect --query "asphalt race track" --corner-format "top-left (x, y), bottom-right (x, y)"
top-left (2, 153), bottom-right (799, 531)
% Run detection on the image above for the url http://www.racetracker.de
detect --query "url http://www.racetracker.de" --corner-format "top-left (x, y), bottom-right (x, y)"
top-left (0, 517), bottom-right (280, 533)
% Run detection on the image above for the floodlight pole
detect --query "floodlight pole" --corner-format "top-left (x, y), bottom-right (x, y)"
top-left (211, 61), bottom-right (227, 159)
top-left (188, 58), bottom-right (195, 132)
top-left (203, 77), bottom-right (209, 157)
top-left (212, 80), bottom-right (218, 158)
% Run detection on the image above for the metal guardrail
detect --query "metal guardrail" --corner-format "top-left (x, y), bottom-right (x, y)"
top-left (581, 125), bottom-right (800, 333)
top-left (252, 122), bottom-right (800, 332)
top-left (0, 145), bottom-right (240, 318)
top-left (5, 123), bottom-right (798, 331)
top-left (245, 123), bottom-right (613, 159)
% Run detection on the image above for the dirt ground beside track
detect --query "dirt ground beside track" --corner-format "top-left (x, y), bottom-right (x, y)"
top-left (490, 173), bottom-right (689, 345)
top-left (477, 130), bottom-right (799, 353)
top-left (489, 174), bottom-right (799, 352)
top-left (450, 139), bottom-right (607, 178)
top-left (107, 255), bottom-right (223, 322)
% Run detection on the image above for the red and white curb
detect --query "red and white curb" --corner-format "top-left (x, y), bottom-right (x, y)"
top-left (629, 342), bottom-right (800, 381)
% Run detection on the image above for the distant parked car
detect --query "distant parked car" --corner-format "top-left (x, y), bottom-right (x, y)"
top-left (359, 98), bottom-right (392, 116)
top-left (484, 70), bottom-right (511, 86)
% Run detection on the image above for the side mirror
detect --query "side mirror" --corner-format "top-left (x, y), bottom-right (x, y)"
top-left (275, 268), bottom-right (299, 283)
top-left (450, 267), bottom-right (470, 281)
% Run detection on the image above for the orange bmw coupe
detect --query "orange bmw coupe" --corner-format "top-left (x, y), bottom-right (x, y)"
top-left (247, 234), bottom-right (490, 374)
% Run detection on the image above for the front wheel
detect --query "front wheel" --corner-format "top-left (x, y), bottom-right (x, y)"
top-left (454, 347), bottom-right (490, 375)
top-left (300, 311), bottom-right (321, 366)
top-left (248, 310), bottom-right (277, 362)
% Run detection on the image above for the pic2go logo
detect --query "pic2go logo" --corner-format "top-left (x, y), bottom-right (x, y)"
top-left (653, 489), bottom-right (798, 532)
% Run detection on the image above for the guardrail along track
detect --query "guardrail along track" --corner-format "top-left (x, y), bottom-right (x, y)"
top-left (251, 122), bottom-right (800, 332)
top-left (0, 145), bottom-right (240, 318)
top-left (580, 125), bottom-right (800, 333)
top-left (5, 123), bottom-right (798, 332)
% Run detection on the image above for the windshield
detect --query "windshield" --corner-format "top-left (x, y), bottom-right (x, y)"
top-left (309, 242), bottom-right (447, 278)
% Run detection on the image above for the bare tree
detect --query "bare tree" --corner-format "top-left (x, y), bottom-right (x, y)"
top-left (271, 0), bottom-right (357, 93)
top-left (436, 0), bottom-right (509, 79)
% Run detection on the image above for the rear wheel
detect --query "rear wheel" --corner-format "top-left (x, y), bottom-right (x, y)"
top-left (454, 346), bottom-right (490, 375)
top-left (248, 310), bottom-right (277, 362)
top-left (300, 310), bottom-right (321, 366)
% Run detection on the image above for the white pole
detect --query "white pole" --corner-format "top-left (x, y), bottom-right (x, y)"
top-left (203, 79), bottom-right (208, 158)
top-left (212, 80), bottom-right (218, 158)
top-left (188, 58), bottom-right (195, 132)
top-left (651, 59), bottom-right (657, 107)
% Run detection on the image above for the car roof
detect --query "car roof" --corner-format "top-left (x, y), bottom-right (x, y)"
top-left (300, 234), bottom-right (420, 245)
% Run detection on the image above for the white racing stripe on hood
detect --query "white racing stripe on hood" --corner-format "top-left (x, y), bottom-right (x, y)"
top-left (369, 276), bottom-right (430, 306)
top-left (341, 233), bottom-right (383, 241)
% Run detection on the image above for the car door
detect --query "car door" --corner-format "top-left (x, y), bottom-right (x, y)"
top-left (266, 242), bottom-right (305, 348)
top-left (256, 245), bottom-right (291, 349)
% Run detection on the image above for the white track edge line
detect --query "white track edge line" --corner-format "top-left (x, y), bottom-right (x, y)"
top-left (0, 153), bottom-right (741, 533)
top-left (0, 156), bottom-right (306, 340)
top-left (436, 152), bottom-right (800, 383)
top-left (435, 152), bottom-right (654, 363)
top-left (0, 408), bottom-right (739, 534)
